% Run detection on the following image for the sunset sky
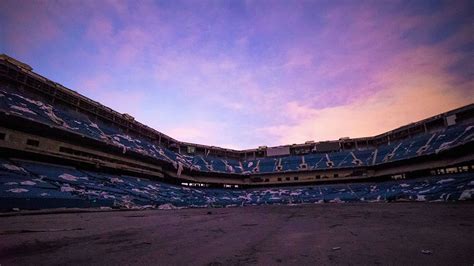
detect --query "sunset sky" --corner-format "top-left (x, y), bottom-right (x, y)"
top-left (1, 0), bottom-right (472, 149)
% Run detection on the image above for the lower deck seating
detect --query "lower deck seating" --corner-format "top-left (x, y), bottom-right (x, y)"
top-left (1, 159), bottom-right (472, 210)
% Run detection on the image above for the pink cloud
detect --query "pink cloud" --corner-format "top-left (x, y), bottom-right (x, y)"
top-left (85, 17), bottom-right (114, 44)
top-left (76, 73), bottom-right (146, 116)
top-left (259, 83), bottom-right (471, 145)
top-left (257, 40), bottom-right (473, 146)
top-left (1, 0), bottom-right (61, 56)
top-left (1, 0), bottom-right (470, 149)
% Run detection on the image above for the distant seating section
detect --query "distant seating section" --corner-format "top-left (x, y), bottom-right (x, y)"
top-left (0, 87), bottom-right (473, 175)
top-left (0, 159), bottom-right (472, 210)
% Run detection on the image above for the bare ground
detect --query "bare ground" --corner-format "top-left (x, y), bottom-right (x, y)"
top-left (0, 203), bottom-right (473, 265)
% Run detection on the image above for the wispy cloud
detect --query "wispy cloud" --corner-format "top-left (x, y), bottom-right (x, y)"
top-left (258, 29), bottom-right (474, 146)
top-left (1, 0), bottom-right (471, 149)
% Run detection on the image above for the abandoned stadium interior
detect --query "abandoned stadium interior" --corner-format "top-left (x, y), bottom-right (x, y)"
top-left (0, 54), bottom-right (473, 210)
top-left (2, 1), bottom-right (474, 264)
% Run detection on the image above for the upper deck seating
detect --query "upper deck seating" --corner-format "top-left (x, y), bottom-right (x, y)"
top-left (0, 88), bottom-right (472, 176)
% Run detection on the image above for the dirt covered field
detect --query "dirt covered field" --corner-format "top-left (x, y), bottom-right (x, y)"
top-left (0, 203), bottom-right (473, 265)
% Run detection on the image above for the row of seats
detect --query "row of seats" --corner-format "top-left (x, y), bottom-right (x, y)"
top-left (0, 87), bottom-right (472, 175)
top-left (0, 88), bottom-right (195, 169)
top-left (0, 158), bottom-right (472, 210)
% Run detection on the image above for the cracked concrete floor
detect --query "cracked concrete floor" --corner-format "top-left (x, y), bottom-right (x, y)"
top-left (0, 203), bottom-right (473, 265)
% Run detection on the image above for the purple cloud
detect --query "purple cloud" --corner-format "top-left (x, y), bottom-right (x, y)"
top-left (0, 0), bottom-right (472, 149)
